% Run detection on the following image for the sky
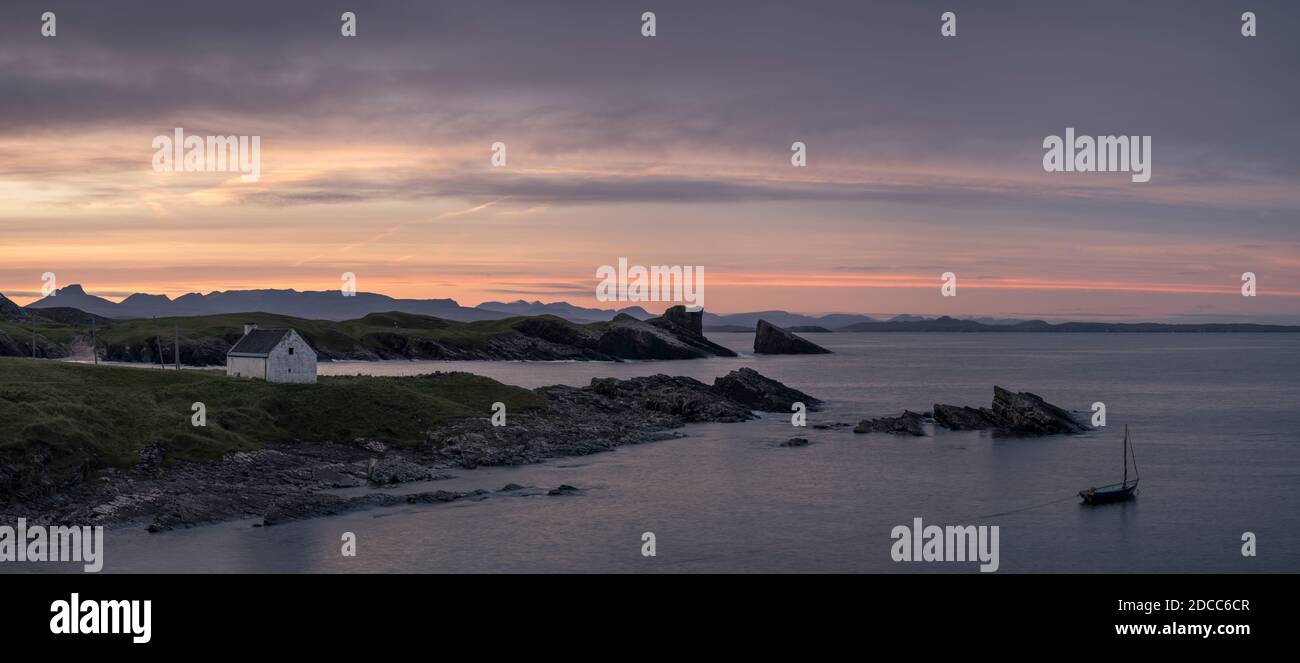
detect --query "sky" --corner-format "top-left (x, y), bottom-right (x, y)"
top-left (1, 0), bottom-right (1298, 321)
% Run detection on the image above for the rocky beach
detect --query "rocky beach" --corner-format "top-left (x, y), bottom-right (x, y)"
top-left (0, 363), bottom-right (817, 532)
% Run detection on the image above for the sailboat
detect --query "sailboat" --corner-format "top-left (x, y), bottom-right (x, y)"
top-left (1079, 425), bottom-right (1139, 505)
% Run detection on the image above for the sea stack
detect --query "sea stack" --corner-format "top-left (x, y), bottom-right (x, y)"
top-left (662, 304), bottom-right (704, 336)
top-left (753, 319), bottom-right (832, 355)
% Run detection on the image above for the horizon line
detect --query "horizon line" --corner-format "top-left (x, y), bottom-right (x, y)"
top-left (5, 283), bottom-right (1299, 326)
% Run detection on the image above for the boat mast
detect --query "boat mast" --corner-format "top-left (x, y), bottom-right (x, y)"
top-left (1122, 424), bottom-right (1129, 487)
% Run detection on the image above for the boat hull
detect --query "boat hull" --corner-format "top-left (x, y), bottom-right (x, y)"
top-left (1079, 484), bottom-right (1137, 505)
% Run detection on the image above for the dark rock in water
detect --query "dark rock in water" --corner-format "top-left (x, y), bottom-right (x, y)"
top-left (753, 319), bottom-right (832, 355)
top-left (661, 304), bottom-right (704, 336)
top-left (780, 437), bottom-right (810, 447)
top-left (499, 483), bottom-right (525, 492)
top-left (548, 484), bottom-right (581, 496)
top-left (932, 404), bottom-right (1002, 430)
top-left (990, 386), bottom-right (1091, 434)
top-left (854, 410), bottom-right (927, 436)
top-left (590, 374), bottom-right (754, 422)
top-left (712, 367), bottom-right (821, 412)
top-left (598, 313), bottom-right (732, 359)
top-left (649, 307), bottom-right (738, 358)
top-left (933, 387), bottom-right (1091, 434)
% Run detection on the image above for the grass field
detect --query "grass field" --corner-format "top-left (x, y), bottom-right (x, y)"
top-left (0, 358), bottom-right (545, 473)
top-left (90, 311), bottom-right (610, 360)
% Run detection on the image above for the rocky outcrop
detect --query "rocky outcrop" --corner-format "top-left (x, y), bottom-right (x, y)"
top-left (933, 404), bottom-right (1002, 430)
top-left (4, 367), bottom-right (818, 529)
top-left (588, 374), bottom-right (754, 422)
top-left (0, 330), bottom-right (25, 357)
top-left (512, 316), bottom-right (603, 350)
top-left (0, 293), bottom-right (23, 321)
top-left (989, 386), bottom-right (1091, 434)
top-left (854, 410), bottom-right (927, 436)
top-left (597, 313), bottom-right (714, 359)
top-left (662, 305), bottom-right (704, 336)
top-left (648, 305), bottom-right (738, 357)
top-left (103, 336), bottom-right (229, 365)
top-left (753, 319), bottom-right (832, 355)
top-left (933, 387), bottom-right (1091, 434)
top-left (712, 367), bottom-right (821, 412)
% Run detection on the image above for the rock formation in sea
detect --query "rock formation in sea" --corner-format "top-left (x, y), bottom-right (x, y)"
top-left (933, 387), bottom-right (1091, 434)
top-left (753, 319), bottom-right (832, 355)
top-left (932, 404), bottom-right (1003, 430)
top-left (712, 367), bottom-right (821, 412)
top-left (854, 410), bottom-right (927, 436)
top-left (649, 305), bottom-right (738, 357)
top-left (597, 312), bottom-right (727, 359)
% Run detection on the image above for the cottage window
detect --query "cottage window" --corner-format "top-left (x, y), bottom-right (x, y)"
top-left (288, 347), bottom-right (294, 355)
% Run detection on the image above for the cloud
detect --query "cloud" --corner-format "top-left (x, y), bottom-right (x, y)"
top-left (2, 0), bottom-right (1297, 180)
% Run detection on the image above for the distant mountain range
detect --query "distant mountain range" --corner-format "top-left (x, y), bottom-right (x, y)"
top-left (28, 285), bottom-right (506, 322)
top-left (23, 285), bottom-right (885, 327)
top-left (14, 286), bottom-right (1300, 332)
top-left (473, 299), bottom-right (654, 322)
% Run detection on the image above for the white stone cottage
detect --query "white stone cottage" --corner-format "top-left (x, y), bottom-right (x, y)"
top-left (226, 323), bottom-right (317, 384)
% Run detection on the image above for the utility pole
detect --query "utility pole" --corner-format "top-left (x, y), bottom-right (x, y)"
top-left (174, 321), bottom-right (180, 370)
top-left (91, 316), bottom-right (98, 364)
top-left (31, 318), bottom-right (36, 359)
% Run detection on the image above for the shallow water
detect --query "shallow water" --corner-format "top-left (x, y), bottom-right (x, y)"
top-left (13, 333), bottom-right (1300, 573)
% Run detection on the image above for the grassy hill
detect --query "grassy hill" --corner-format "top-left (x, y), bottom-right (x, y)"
top-left (0, 358), bottom-right (544, 486)
top-left (3, 290), bottom-right (610, 362)
top-left (0, 294), bottom-right (731, 363)
top-left (0, 297), bottom-right (89, 357)
top-left (90, 310), bottom-right (616, 364)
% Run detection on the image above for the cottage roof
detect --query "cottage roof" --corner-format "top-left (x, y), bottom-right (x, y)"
top-left (227, 328), bottom-right (291, 357)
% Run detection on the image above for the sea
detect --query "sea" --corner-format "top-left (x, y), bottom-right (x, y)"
top-left (11, 333), bottom-right (1300, 573)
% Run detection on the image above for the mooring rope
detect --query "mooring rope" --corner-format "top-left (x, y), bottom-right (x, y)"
top-left (977, 493), bottom-right (1078, 519)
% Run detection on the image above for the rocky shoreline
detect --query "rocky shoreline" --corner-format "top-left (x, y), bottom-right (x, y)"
top-left (1, 368), bottom-right (818, 532)
top-left (853, 386), bottom-right (1093, 437)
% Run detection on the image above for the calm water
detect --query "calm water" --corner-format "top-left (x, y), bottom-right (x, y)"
top-left (16, 333), bottom-right (1300, 573)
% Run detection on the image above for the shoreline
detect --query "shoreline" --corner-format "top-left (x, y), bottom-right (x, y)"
top-left (0, 362), bottom-right (818, 532)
